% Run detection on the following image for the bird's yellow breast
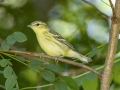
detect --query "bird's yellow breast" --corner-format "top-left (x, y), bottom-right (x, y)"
top-left (36, 32), bottom-right (69, 56)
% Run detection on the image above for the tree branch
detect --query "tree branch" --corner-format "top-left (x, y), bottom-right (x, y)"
top-left (109, 0), bottom-right (115, 17)
top-left (0, 49), bottom-right (101, 78)
top-left (83, 0), bottom-right (110, 18)
top-left (100, 0), bottom-right (120, 90)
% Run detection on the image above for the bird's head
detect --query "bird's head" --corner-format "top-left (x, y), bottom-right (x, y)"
top-left (28, 21), bottom-right (48, 34)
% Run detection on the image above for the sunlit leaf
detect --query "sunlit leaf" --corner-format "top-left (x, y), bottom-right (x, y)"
top-left (82, 77), bottom-right (98, 90)
top-left (4, 66), bottom-right (13, 78)
top-left (59, 76), bottom-right (79, 90)
top-left (53, 79), bottom-right (68, 90)
top-left (117, 40), bottom-right (120, 52)
top-left (1, 42), bottom-right (10, 50)
top-left (112, 62), bottom-right (120, 85)
top-left (6, 35), bottom-right (16, 45)
top-left (13, 32), bottom-right (27, 42)
top-left (41, 69), bottom-right (55, 82)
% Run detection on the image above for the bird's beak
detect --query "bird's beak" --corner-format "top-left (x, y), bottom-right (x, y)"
top-left (27, 24), bottom-right (32, 27)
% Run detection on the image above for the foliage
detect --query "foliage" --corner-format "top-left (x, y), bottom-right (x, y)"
top-left (0, 32), bottom-right (120, 90)
top-left (0, 0), bottom-right (119, 90)
top-left (0, 32), bottom-right (27, 90)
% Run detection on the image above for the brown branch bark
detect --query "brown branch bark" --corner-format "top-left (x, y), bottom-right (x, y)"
top-left (109, 0), bottom-right (115, 16)
top-left (0, 49), bottom-right (101, 78)
top-left (100, 0), bottom-right (120, 90)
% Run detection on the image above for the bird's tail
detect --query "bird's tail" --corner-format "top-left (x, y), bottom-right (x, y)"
top-left (67, 50), bottom-right (92, 63)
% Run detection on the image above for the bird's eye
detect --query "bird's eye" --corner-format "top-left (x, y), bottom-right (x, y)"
top-left (36, 23), bottom-right (40, 26)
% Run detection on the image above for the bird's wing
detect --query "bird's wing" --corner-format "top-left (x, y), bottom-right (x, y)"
top-left (49, 29), bottom-right (76, 51)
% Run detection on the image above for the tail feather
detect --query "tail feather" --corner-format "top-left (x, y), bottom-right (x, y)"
top-left (67, 50), bottom-right (92, 63)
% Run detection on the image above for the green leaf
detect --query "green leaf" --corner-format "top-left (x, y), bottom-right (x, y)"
top-left (86, 72), bottom-right (97, 80)
top-left (0, 46), bottom-right (2, 50)
top-left (92, 65), bottom-right (102, 69)
top-left (4, 66), bottom-right (13, 78)
top-left (113, 63), bottom-right (120, 85)
top-left (0, 59), bottom-right (11, 67)
top-left (8, 61), bottom-right (13, 66)
top-left (19, 48), bottom-right (26, 51)
top-left (110, 73), bottom-right (113, 84)
top-left (1, 41), bottom-right (10, 50)
top-left (41, 70), bottom-right (55, 82)
top-left (74, 76), bottom-right (85, 86)
top-left (53, 79), bottom-right (68, 90)
top-left (59, 76), bottom-right (79, 90)
top-left (5, 75), bottom-right (17, 90)
top-left (117, 40), bottom-right (120, 53)
top-left (28, 59), bottom-right (43, 70)
top-left (0, 84), bottom-right (5, 89)
top-left (0, 70), bottom-right (3, 74)
top-left (101, 44), bottom-right (108, 54)
top-left (15, 56), bottom-right (26, 61)
top-left (6, 35), bottom-right (16, 45)
top-left (13, 32), bottom-right (27, 42)
top-left (82, 77), bottom-right (98, 90)
top-left (92, 65), bottom-right (103, 72)
top-left (44, 64), bottom-right (64, 72)
top-left (12, 88), bottom-right (19, 90)
top-left (88, 47), bottom-right (98, 58)
top-left (110, 84), bottom-right (120, 90)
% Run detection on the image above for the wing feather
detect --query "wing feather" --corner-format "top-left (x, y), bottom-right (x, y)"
top-left (49, 29), bottom-right (75, 51)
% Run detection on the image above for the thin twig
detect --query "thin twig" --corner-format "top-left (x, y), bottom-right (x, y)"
top-left (83, 0), bottom-right (110, 18)
top-left (109, 0), bottom-right (115, 16)
top-left (101, 0), bottom-right (110, 7)
top-left (0, 49), bottom-right (101, 78)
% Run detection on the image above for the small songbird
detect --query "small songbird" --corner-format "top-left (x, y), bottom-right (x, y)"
top-left (28, 21), bottom-right (92, 63)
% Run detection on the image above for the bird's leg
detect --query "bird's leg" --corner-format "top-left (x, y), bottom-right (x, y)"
top-left (54, 56), bottom-right (59, 63)
top-left (39, 53), bottom-right (45, 58)
top-left (54, 55), bottom-right (63, 63)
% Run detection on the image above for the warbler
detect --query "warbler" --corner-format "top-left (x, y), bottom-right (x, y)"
top-left (28, 21), bottom-right (92, 63)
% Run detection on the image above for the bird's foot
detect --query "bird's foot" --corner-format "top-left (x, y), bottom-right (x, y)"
top-left (39, 53), bottom-right (45, 58)
top-left (53, 56), bottom-right (59, 63)
top-left (53, 55), bottom-right (63, 63)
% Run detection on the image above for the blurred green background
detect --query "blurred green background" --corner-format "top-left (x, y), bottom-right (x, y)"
top-left (0, 0), bottom-right (117, 90)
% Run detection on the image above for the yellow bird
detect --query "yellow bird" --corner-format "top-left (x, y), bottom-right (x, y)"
top-left (28, 21), bottom-right (92, 63)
